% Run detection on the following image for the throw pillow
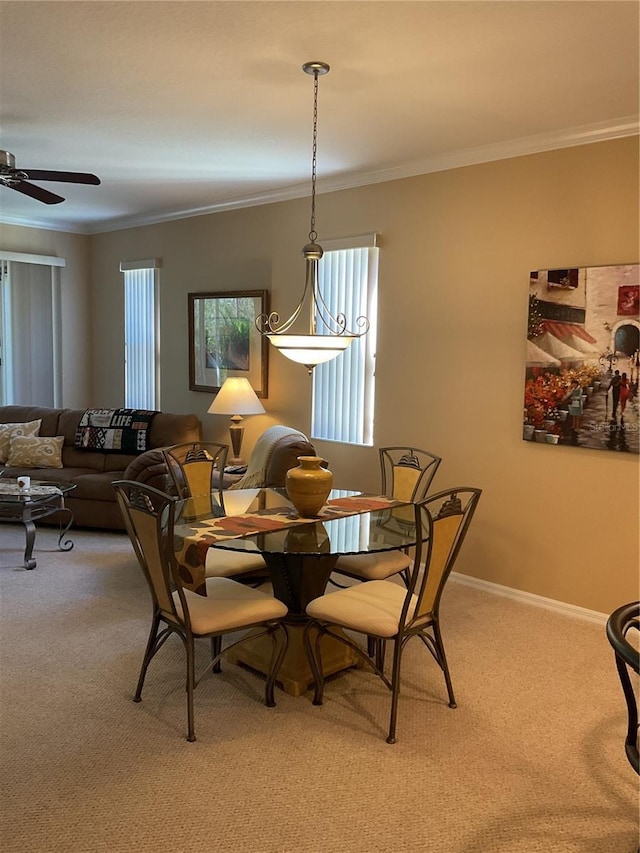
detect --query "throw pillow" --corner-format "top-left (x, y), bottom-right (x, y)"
top-left (0, 420), bottom-right (42, 463)
top-left (5, 435), bottom-right (65, 469)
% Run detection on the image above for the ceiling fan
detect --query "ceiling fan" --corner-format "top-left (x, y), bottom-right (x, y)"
top-left (0, 150), bottom-right (100, 205)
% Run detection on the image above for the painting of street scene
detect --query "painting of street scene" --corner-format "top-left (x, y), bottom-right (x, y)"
top-left (524, 264), bottom-right (639, 454)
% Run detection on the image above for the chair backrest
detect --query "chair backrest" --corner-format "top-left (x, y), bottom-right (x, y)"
top-left (606, 601), bottom-right (640, 774)
top-left (380, 447), bottom-right (442, 503)
top-left (113, 480), bottom-right (181, 623)
top-left (163, 442), bottom-right (228, 511)
top-left (404, 487), bottom-right (482, 623)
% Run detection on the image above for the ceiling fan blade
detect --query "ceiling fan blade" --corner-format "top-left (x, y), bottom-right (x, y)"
top-left (21, 169), bottom-right (101, 185)
top-left (10, 180), bottom-right (65, 204)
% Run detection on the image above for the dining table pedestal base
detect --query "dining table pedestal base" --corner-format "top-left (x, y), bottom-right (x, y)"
top-left (227, 621), bottom-right (359, 697)
top-left (227, 551), bottom-right (360, 696)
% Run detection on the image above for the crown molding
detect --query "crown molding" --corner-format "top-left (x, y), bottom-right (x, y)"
top-left (0, 211), bottom-right (89, 235)
top-left (2, 116), bottom-right (637, 236)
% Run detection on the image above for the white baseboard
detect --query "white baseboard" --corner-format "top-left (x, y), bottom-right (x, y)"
top-left (450, 571), bottom-right (608, 625)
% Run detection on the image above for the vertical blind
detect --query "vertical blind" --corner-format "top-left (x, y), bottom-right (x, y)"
top-left (121, 260), bottom-right (160, 410)
top-left (311, 237), bottom-right (379, 445)
top-left (0, 256), bottom-right (63, 406)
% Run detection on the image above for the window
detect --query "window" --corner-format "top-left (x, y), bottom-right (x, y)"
top-left (311, 234), bottom-right (378, 445)
top-left (120, 259), bottom-right (161, 410)
top-left (0, 251), bottom-right (65, 406)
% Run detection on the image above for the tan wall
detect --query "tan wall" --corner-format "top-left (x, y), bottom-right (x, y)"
top-left (5, 138), bottom-right (639, 613)
top-left (0, 222), bottom-right (93, 406)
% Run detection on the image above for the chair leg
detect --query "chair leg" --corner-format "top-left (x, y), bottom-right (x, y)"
top-left (211, 635), bottom-right (222, 673)
top-left (264, 624), bottom-right (288, 707)
top-left (304, 621), bottom-right (325, 706)
top-left (387, 636), bottom-right (404, 744)
top-left (185, 636), bottom-right (197, 742)
top-left (134, 612), bottom-right (161, 702)
top-left (367, 635), bottom-right (376, 657)
top-left (433, 620), bottom-right (456, 708)
top-left (375, 638), bottom-right (386, 673)
top-left (387, 637), bottom-right (404, 744)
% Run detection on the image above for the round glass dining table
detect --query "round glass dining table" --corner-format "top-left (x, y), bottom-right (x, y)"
top-left (173, 487), bottom-right (418, 613)
top-left (172, 487), bottom-right (419, 695)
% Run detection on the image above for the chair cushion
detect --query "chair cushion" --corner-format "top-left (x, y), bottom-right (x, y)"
top-left (307, 580), bottom-right (416, 638)
top-left (205, 548), bottom-right (267, 578)
top-left (173, 576), bottom-right (287, 635)
top-left (334, 549), bottom-right (411, 581)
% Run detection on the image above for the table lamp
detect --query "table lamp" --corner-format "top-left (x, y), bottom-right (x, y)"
top-left (207, 377), bottom-right (265, 465)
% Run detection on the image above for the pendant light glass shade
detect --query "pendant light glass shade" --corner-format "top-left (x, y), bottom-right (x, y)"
top-left (256, 61), bottom-right (369, 374)
top-left (266, 333), bottom-right (355, 366)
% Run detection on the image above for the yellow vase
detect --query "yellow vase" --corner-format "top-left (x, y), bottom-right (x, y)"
top-left (285, 456), bottom-right (333, 517)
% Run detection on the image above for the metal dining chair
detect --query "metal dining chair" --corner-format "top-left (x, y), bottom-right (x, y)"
top-left (305, 487), bottom-right (481, 744)
top-left (331, 446), bottom-right (442, 586)
top-left (606, 601), bottom-right (640, 774)
top-left (163, 441), bottom-right (228, 504)
top-left (114, 480), bottom-right (288, 742)
top-left (164, 441), bottom-right (268, 583)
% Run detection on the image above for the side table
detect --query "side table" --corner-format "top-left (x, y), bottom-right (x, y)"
top-left (0, 481), bottom-right (76, 569)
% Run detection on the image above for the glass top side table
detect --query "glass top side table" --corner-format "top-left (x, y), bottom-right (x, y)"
top-left (0, 480), bottom-right (76, 569)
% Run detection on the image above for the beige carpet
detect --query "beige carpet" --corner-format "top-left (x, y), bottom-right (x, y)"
top-left (0, 524), bottom-right (637, 853)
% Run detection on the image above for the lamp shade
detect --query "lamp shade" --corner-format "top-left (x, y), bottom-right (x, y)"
top-left (207, 377), bottom-right (266, 416)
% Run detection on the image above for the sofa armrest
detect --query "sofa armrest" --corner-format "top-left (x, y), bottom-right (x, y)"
top-left (123, 449), bottom-right (174, 494)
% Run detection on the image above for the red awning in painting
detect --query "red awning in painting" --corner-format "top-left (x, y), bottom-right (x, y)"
top-left (541, 321), bottom-right (597, 344)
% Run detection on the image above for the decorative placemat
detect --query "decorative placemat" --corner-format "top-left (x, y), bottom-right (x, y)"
top-left (174, 494), bottom-right (403, 595)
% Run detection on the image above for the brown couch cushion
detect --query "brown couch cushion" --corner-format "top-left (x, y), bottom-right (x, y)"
top-left (57, 409), bottom-right (86, 444)
top-left (68, 471), bottom-right (126, 502)
top-left (150, 414), bottom-right (201, 447)
top-left (62, 446), bottom-right (108, 472)
top-left (0, 406), bottom-right (60, 437)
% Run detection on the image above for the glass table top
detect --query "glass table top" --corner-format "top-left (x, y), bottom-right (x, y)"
top-left (0, 480), bottom-right (76, 505)
top-left (173, 487), bottom-right (420, 557)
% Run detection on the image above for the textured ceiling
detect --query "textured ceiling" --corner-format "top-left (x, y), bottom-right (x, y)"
top-left (0, 0), bottom-right (638, 234)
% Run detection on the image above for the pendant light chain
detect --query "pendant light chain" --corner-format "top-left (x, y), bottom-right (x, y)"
top-left (309, 70), bottom-right (319, 243)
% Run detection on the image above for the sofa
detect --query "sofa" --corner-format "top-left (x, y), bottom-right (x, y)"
top-left (0, 405), bottom-right (202, 530)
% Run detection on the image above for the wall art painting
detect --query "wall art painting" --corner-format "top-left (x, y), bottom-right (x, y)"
top-left (524, 263), bottom-right (639, 454)
top-left (189, 290), bottom-right (269, 397)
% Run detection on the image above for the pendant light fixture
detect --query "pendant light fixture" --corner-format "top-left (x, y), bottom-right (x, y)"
top-left (256, 61), bottom-right (369, 374)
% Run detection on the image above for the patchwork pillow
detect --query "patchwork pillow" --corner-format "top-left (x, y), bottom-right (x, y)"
top-left (5, 435), bottom-right (64, 469)
top-left (0, 420), bottom-right (42, 463)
